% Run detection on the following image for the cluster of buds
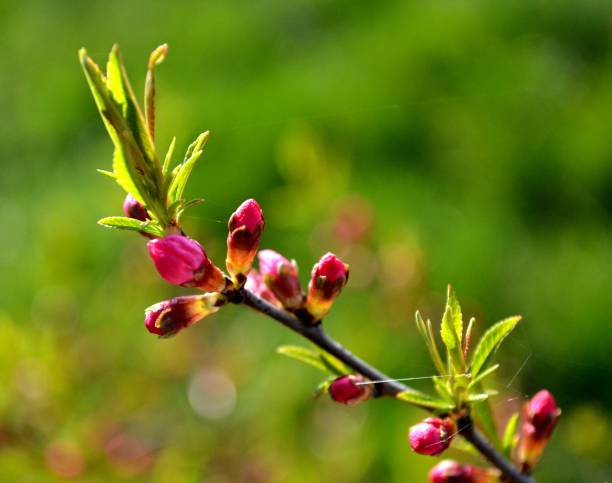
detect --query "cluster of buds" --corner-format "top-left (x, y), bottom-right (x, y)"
top-left (518, 389), bottom-right (561, 472)
top-left (428, 460), bottom-right (489, 483)
top-left (140, 196), bottom-right (350, 335)
top-left (409, 417), bottom-right (456, 456)
top-left (328, 375), bottom-right (372, 405)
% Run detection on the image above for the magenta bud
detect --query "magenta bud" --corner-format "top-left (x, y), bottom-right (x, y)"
top-left (409, 417), bottom-right (456, 456)
top-left (519, 389), bottom-right (561, 470)
top-left (329, 374), bottom-right (372, 405)
top-left (258, 249), bottom-right (304, 311)
top-left (123, 194), bottom-right (149, 221)
top-left (144, 294), bottom-right (222, 337)
top-left (147, 235), bottom-right (225, 292)
top-left (305, 253), bottom-right (349, 320)
top-left (226, 199), bottom-right (265, 278)
top-left (245, 269), bottom-right (281, 307)
top-left (428, 460), bottom-right (489, 483)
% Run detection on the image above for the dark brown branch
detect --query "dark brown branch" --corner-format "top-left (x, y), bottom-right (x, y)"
top-left (236, 287), bottom-right (535, 483)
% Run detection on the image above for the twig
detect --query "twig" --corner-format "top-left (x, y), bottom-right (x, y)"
top-left (236, 287), bottom-right (535, 483)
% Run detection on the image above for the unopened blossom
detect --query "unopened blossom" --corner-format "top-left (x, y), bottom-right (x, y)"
top-left (144, 294), bottom-right (222, 337)
top-left (258, 249), bottom-right (303, 311)
top-left (519, 389), bottom-right (561, 471)
top-left (329, 374), bottom-right (372, 405)
top-left (305, 253), bottom-right (349, 320)
top-left (409, 417), bottom-right (456, 456)
top-left (245, 269), bottom-right (281, 307)
top-left (123, 193), bottom-right (149, 221)
top-left (226, 199), bottom-right (265, 278)
top-left (147, 235), bottom-right (225, 292)
top-left (428, 460), bottom-right (489, 483)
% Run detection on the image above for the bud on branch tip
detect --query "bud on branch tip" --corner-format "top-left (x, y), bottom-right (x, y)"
top-left (329, 375), bottom-right (372, 405)
top-left (305, 252), bottom-right (349, 321)
top-left (145, 294), bottom-right (221, 337)
top-left (226, 199), bottom-right (265, 279)
top-left (409, 417), bottom-right (456, 456)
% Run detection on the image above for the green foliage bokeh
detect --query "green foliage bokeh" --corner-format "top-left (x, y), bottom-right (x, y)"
top-left (0, 0), bottom-right (611, 481)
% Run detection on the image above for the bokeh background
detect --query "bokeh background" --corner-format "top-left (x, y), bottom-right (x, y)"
top-left (1, 0), bottom-right (611, 481)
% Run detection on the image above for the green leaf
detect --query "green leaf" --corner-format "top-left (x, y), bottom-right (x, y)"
top-left (144, 43), bottom-right (168, 141)
top-left (502, 412), bottom-right (520, 457)
top-left (440, 285), bottom-right (465, 372)
top-left (468, 363), bottom-right (499, 389)
top-left (319, 352), bottom-right (350, 376)
top-left (313, 379), bottom-right (333, 399)
top-left (277, 345), bottom-right (327, 372)
top-left (98, 216), bottom-right (163, 237)
top-left (416, 311), bottom-right (446, 375)
top-left (162, 136), bottom-right (176, 177)
top-left (432, 375), bottom-right (455, 403)
top-left (396, 389), bottom-right (455, 410)
top-left (470, 316), bottom-right (521, 377)
top-left (167, 132), bottom-right (210, 207)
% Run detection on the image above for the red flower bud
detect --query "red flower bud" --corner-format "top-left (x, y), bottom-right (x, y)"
top-left (519, 389), bottom-right (561, 471)
top-left (258, 249), bottom-right (303, 311)
top-left (305, 253), bottom-right (349, 320)
top-left (123, 193), bottom-right (149, 221)
top-left (409, 418), bottom-right (456, 456)
top-left (144, 293), bottom-right (222, 337)
top-left (428, 460), bottom-right (489, 483)
top-left (226, 199), bottom-right (265, 278)
top-left (329, 375), bottom-right (372, 405)
top-left (147, 235), bottom-right (225, 292)
top-left (245, 269), bottom-right (281, 307)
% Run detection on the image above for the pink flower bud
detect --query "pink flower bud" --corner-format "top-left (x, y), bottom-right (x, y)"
top-left (519, 390), bottom-right (561, 470)
top-left (305, 253), bottom-right (349, 320)
top-left (428, 460), bottom-right (489, 483)
top-left (245, 269), bottom-right (281, 307)
top-left (144, 294), bottom-right (222, 337)
top-left (409, 418), bottom-right (456, 456)
top-left (258, 249), bottom-right (303, 311)
top-left (147, 235), bottom-right (225, 292)
top-left (123, 194), bottom-right (149, 221)
top-left (226, 199), bottom-right (265, 278)
top-left (329, 374), bottom-right (372, 405)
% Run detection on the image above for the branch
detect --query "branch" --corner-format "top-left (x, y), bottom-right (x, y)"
top-left (236, 287), bottom-right (535, 483)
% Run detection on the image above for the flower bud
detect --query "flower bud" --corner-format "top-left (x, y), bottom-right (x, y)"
top-left (245, 269), bottom-right (281, 307)
top-left (144, 293), bottom-right (222, 337)
top-left (258, 249), bottom-right (303, 311)
top-left (329, 375), bottom-right (372, 405)
top-left (519, 389), bottom-right (561, 470)
top-left (147, 235), bottom-right (225, 292)
top-left (409, 417), bottom-right (456, 456)
top-left (428, 460), bottom-right (489, 483)
top-left (226, 199), bottom-right (265, 278)
top-left (123, 193), bottom-right (149, 221)
top-left (305, 253), bottom-right (349, 320)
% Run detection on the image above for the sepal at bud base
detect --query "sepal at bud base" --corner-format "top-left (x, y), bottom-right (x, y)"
top-left (245, 269), bottom-right (281, 307)
top-left (144, 293), bottom-right (223, 337)
top-left (305, 253), bottom-right (349, 320)
top-left (226, 199), bottom-right (265, 279)
top-left (409, 417), bottom-right (456, 456)
top-left (258, 249), bottom-right (304, 311)
top-left (329, 375), bottom-right (372, 405)
top-left (428, 460), bottom-right (490, 483)
top-left (123, 193), bottom-right (150, 221)
top-left (147, 235), bottom-right (225, 292)
top-left (519, 389), bottom-right (561, 471)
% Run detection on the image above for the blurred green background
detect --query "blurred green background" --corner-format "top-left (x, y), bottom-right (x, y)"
top-left (1, 0), bottom-right (611, 481)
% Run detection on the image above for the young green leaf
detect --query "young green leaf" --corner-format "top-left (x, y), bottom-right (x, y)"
top-left (470, 316), bottom-right (521, 377)
top-left (396, 389), bottom-right (455, 411)
top-left (313, 379), bottom-right (333, 398)
top-left (144, 43), bottom-right (168, 140)
top-left (467, 363), bottom-right (499, 389)
top-left (440, 286), bottom-right (465, 371)
top-left (432, 375), bottom-right (455, 403)
top-left (416, 311), bottom-right (446, 375)
top-left (277, 345), bottom-right (328, 373)
top-left (162, 136), bottom-right (176, 177)
top-left (319, 352), bottom-right (350, 377)
top-left (167, 132), bottom-right (210, 207)
top-left (98, 216), bottom-right (163, 237)
top-left (502, 412), bottom-right (520, 458)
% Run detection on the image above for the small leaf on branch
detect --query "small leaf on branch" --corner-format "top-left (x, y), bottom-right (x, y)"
top-left (468, 363), bottom-right (499, 389)
top-left (470, 316), bottom-right (521, 377)
top-left (98, 216), bottom-right (163, 237)
top-left (396, 389), bottom-right (455, 410)
top-left (276, 345), bottom-right (346, 376)
top-left (313, 379), bottom-right (333, 398)
top-left (502, 412), bottom-right (520, 458)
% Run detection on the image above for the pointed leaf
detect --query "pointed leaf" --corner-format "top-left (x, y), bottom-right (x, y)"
top-left (502, 412), bottom-right (520, 457)
top-left (98, 216), bottom-right (163, 237)
top-left (396, 389), bottom-right (455, 410)
top-left (468, 364), bottom-right (499, 389)
top-left (167, 132), bottom-right (210, 206)
top-left (144, 43), bottom-right (168, 140)
top-left (277, 345), bottom-right (327, 373)
top-left (319, 352), bottom-right (350, 377)
top-left (470, 316), bottom-right (521, 377)
top-left (432, 376), bottom-right (455, 403)
top-left (313, 379), bottom-right (333, 399)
